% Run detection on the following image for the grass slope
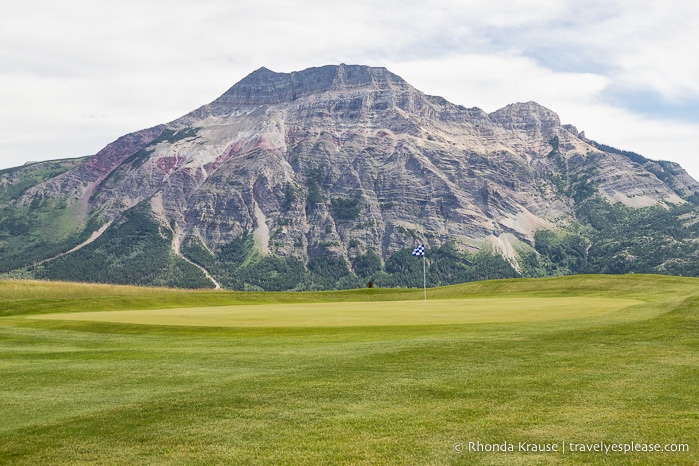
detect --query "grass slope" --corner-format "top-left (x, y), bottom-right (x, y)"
top-left (0, 275), bottom-right (697, 465)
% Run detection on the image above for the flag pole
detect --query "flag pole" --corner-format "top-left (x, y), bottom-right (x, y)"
top-left (423, 252), bottom-right (426, 305)
top-left (412, 244), bottom-right (426, 304)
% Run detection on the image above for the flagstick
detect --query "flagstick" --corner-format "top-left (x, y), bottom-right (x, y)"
top-left (422, 253), bottom-right (426, 305)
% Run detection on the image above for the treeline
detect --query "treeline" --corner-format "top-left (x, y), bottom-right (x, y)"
top-left (529, 197), bottom-right (699, 277)
top-left (181, 232), bottom-right (519, 291)
top-left (12, 194), bottom-right (699, 291)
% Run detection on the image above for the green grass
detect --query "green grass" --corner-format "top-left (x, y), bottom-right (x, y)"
top-left (33, 297), bottom-right (642, 327)
top-left (0, 275), bottom-right (697, 465)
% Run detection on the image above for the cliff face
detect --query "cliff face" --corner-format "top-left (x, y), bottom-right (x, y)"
top-left (4, 64), bottom-right (699, 286)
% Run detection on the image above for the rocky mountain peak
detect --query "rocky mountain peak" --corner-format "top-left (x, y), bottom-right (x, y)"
top-left (3, 64), bottom-right (699, 291)
top-left (489, 101), bottom-right (561, 137)
top-left (213, 64), bottom-right (407, 107)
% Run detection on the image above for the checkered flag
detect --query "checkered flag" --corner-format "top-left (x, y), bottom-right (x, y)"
top-left (412, 244), bottom-right (425, 256)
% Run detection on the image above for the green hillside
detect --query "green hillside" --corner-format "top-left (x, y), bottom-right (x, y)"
top-left (1, 155), bottom-right (698, 291)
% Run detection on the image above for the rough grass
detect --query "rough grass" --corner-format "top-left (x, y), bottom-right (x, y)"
top-left (0, 275), bottom-right (697, 465)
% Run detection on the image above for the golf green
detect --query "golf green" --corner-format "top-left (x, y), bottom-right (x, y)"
top-left (32, 296), bottom-right (642, 327)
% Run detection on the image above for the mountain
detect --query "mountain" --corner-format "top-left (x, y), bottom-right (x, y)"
top-left (2, 64), bottom-right (699, 289)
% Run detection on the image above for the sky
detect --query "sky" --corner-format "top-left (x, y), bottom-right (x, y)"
top-left (2, 0), bottom-right (699, 179)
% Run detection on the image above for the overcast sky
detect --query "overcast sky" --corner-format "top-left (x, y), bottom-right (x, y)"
top-left (2, 0), bottom-right (699, 179)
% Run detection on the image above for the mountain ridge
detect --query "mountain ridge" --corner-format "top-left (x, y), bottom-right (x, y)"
top-left (1, 64), bottom-right (698, 289)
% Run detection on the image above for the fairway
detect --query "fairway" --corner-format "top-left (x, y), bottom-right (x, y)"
top-left (2, 275), bottom-right (697, 465)
top-left (33, 296), bottom-right (642, 327)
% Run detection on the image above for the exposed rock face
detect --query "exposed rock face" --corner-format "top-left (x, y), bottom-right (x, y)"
top-left (13, 64), bottom-right (699, 265)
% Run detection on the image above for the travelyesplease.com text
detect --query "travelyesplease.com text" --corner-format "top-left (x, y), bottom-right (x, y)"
top-left (454, 440), bottom-right (689, 455)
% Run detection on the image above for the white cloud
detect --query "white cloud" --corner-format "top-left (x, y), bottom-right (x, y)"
top-left (1, 0), bottom-right (698, 180)
top-left (387, 54), bottom-right (609, 112)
